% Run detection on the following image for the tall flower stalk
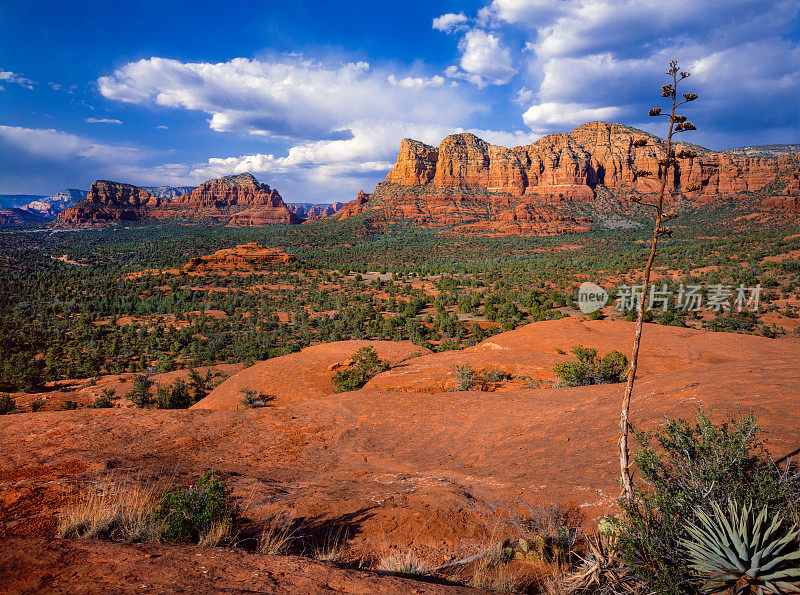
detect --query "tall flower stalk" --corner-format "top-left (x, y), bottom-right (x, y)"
top-left (619, 60), bottom-right (700, 500)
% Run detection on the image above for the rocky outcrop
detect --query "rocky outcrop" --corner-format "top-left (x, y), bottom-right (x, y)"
top-left (56, 181), bottom-right (157, 226)
top-left (332, 121), bottom-right (800, 235)
top-left (154, 173), bottom-right (299, 225)
top-left (333, 190), bottom-right (372, 220)
top-left (56, 174), bottom-right (299, 227)
top-left (183, 243), bottom-right (296, 272)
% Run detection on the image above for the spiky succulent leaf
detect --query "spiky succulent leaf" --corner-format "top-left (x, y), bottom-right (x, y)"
top-left (681, 499), bottom-right (800, 593)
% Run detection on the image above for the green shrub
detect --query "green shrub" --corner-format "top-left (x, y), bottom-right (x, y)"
top-left (155, 379), bottom-right (192, 409)
top-left (0, 394), bottom-right (16, 415)
top-left (553, 346), bottom-right (628, 386)
top-left (452, 363), bottom-right (479, 390)
top-left (615, 411), bottom-right (800, 594)
top-left (30, 398), bottom-right (45, 412)
top-left (90, 395), bottom-right (114, 409)
top-left (482, 367), bottom-right (511, 383)
top-left (130, 374), bottom-right (154, 408)
top-left (240, 388), bottom-right (275, 408)
top-left (154, 471), bottom-right (236, 543)
top-left (332, 346), bottom-right (389, 393)
top-left (59, 400), bottom-right (79, 411)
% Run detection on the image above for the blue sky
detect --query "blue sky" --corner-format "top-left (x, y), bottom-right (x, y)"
top-left (1, 0), bottom-right (798, 202)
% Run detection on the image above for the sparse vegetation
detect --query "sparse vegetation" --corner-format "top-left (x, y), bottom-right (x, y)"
top-left (57, 478), bottom-right (163, 542)
top-left (154, 470), bottom-right (237, 544)
top-left (257, 511), bottom-right (299, 555)
top-left (553, 346), bottom-right (628, 387)
top-left (89, 395), bottom-right (114, 408)
top-left (0, 393), bottom-right (16, 414)
top-left (240, 388), bottom-right (275, 408)
top-left (332, 346), bottom-right (389, 393)
top-left (452, 362), bottom-right (480, 390)
top-left (614, 411), bottom-right (800, 594)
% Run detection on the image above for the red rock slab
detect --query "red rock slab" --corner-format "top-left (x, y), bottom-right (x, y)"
top-left (0, 537), bottom-right (486, 594)
top-left (365, 317), bottom-right (797, 392)
top-left (193, 340), bottom-right (431, 410)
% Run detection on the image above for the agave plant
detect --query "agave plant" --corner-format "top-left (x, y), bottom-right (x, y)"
top-left (681, 499), bottom-right (800, 594)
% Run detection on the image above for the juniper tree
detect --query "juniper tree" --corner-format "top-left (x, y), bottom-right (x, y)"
top-left (619, 60), bottom-right (700, 500)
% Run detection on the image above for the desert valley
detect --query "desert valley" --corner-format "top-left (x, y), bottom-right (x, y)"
top-left (1, 1), bottom-right (800, 593)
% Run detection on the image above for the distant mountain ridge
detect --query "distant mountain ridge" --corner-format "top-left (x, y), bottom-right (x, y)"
top-left (21, 189), bottom-right (87, 219)
top-left (286, 202), bottom-right (345, 220)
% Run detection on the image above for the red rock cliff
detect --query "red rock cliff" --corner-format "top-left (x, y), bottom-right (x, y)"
top-left (331, 121), bottom-right (799, 235)
top-left (385, 122), bottom-right (795, 202)
top-left (56, 181), bottom-right (157, 226)
top-left (56, 174), bottom-right (299, 227)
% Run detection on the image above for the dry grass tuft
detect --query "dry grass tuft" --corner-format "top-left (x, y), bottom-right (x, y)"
top-left (198, 518), bottom-right (233, 547)
top-left (258, 511), bottom-right (299, 555)
top-left (57, 478), bottom-right (163, 542)
top-left (375, 549), bottom-right (430, 575)
top-left (312, 525), bottom-right (352, 563)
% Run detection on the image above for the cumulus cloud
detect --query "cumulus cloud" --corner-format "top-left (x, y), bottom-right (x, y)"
top-left (85, 117), bottom-right (123, 124)
top-left (98, 56), bottom-right (475, 141)
top-left (465, 0), bottom-right (800, 144)
top-left (0, 70), bottom-right (35, 90)
top-left (457, 29), bottom-right (517, 86)
top-left (387, 73), bottom-right (446, 88)
top-left (91, 54), bottom-right (502, 201)
top-left (432, 12), bottom-right (469, 33)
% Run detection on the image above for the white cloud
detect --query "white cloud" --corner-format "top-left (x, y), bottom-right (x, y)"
top-left (479, 0), bottom-right (570, 26)
top-left (85, 117), bottom-right (123, 124)
top-left (387, 74), bottom-right (446, 88)
top-left (463, 0), bottom-right (800, 143)
top-left (0, 70), bottom-right (35, 90)
top-left (522, 102), bottom-right (622, 133)
top-left (432, 12), bottom-right (469, 33)
top-left (98, 56), bottom-right (475, 141)
top-left (457, 29), bottom-right (517, 87)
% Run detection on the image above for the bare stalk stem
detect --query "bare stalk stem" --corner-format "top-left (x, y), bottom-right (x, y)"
top-left (619, 63), bottom-right (685, 501)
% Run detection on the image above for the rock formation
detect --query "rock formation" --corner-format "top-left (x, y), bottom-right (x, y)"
top-left (56, 181), bottom-right (158, 226)
top-left (182, 243), bottom-right (296, 272)
top-left (331, 121), bottom-right (800, 235)
top-left (56, 174), bottom-right (299, 227)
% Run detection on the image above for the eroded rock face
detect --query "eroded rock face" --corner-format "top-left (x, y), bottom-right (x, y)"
top-left (56, 181), bottom-right (157, 226)
top-left (337, 121), bottom-right (800, 235)
top-left (183, 243), bottom-right (296, 272)
top-left (56, 174), bottom-right (299, 227)
top-left (334, 190), bottom-right (372, 220)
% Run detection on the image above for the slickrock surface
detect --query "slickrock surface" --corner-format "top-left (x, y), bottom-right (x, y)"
top-left (0, 538), bottom-right (484, 594)
top-left (193, 339), bottom-right (430, 408)
top-left (1, 319), bottom-right (798, 589)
